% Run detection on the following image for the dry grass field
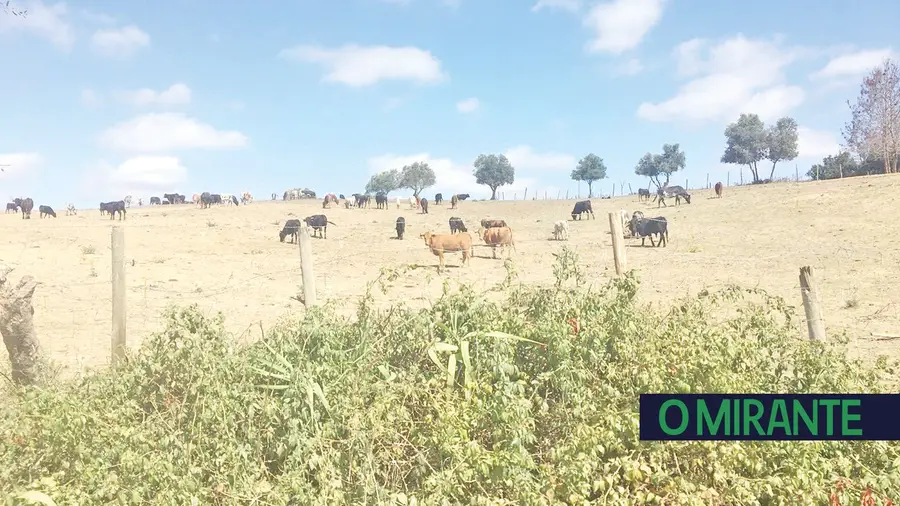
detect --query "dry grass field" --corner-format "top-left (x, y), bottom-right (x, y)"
top-left (3, 174), bottom-right (900, 377)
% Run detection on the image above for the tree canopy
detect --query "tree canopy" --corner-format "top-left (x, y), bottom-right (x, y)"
top-left (365, 169), bottom-right (401, 195)
top-left (634, 143), bottom-right (686, 189)
top-left (721, 113), bottom-right (798, 184)
top-left (473, 154), bottom-right (515, 200)
top-left (570, 153), bottom-right (608, 197)
top-left (399, 162), bottom-right (436, 196)
top-left (842, 58), bottom-right (900, 174)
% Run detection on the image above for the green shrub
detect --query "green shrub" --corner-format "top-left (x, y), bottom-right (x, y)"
top-left (2, 250), bottom-right (899, 505)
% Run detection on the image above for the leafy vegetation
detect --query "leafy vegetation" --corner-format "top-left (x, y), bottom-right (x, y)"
top-left (399, 162), bottom-right (436, 197)
top-left (806, 151), bottom-right (885, 181)
top-left (843, 58), bottom-right (900, 174)
top-left (473, 154), bottom-right (515, 200)
top-left (2, 251), bottom-right (899, 505)
top-left (366, 169), bottom-right (401, 195)
top-left (570, 153), bottom-right (608, 197)
top-left (721, 113), bottom-right (799, 184)
top-left (635, 143), bottom-right (686, 190)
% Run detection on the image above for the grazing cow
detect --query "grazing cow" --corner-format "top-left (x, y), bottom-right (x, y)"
top-left (304, 214), bottom-right (336, 239)
top-left (5, 203), bottom-right (17, 213)
top-left (450, 194), bottom-right (459, 209)
top-left (231, 195), bottom-right (240, 206)
top-left (279, 219), bottom-right (302, 243)
top-left (123, 195), bottom-right (132, 208)
top-left (480, 219), bottom-right (507, 229)
top-left (638, 188), bottom-right (651, 201)
top-left (552, 220), bottom-right (569, 241)
top-left (271, 193), bottom-right (278, 201)
top-left (101, 200), bottom-right (126, 220)
top-left (420, 198), bottom-right (429, 214)
top-left (151, 197), bottom-right (162, 205)
top-left (396, 217), bottom-right (406, 240)
top-left (629, 214), bottom-right (668, 247)
top-left (420, 231), bottom-right (473, 272)
top-left (449, 217), bottom-right (467, 234)
top-left (65, 203), bottom-right (76, 216)
top-left (434, 193), bottom-right (443, 205)
top-left (354, 194), bottom-right (370, 208)
top-left (241, 192), bottom-right (253, 204)
top-left (657, 185), bottom-right (691, 207)
top-left (163, 193), bottom-right (179, 205)
top-left (375, 193), bottom-right (388, 210)
top-left (137, 198), bottom-right (143, 206)
top-left (162, 200), bottom-right (170, 205)
top-left (14, 198), bottom-right (33, 219)
top-left (200, 192), bottom-right (213, 209)
top-left (323, 193), bottom-right (338, 208)
top-left (39, 205), bottom-right (56, 218)
top-left (714, 182), bottom-right (723, 198)
top-left (191, 194), bottom-right (200, 206)
top-left (456, 194), bottom-right (470, 201)
top-left (209, 194), bottom-right (223, 205)
top-left (221, 194), bottom-right (234, 206)
top-left (571, 200), bottom-right (594, 220)
top-left (476, 226), bottom-right (515, 259)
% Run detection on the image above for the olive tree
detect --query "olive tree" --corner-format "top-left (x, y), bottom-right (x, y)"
top-left (635, 143), bottom-right (686, 189)
top-left (570, 153), bottom-right (607, 197)
top-left (721, 113), bottom-right (798, 183)
top-left (399, 162), bottom-right (436, 197)
top-left (473, 154), bottom-right (515, 200)
top-left (365, 169), bottom-right (401, 195)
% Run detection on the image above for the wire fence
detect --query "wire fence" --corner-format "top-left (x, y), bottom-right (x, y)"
top-left (2, 189), bottom-right (898, 376)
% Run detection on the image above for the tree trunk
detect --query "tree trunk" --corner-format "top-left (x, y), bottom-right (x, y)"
top-left (490, 186), bottom-right (498, 200)
top-left (587, 182), bottom-right (593, 198)
top-left (769, 161), bottom-right (779, 180)
top-left (0, 266), bottom-right (43, 387)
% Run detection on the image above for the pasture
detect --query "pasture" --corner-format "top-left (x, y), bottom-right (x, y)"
top-left (3, 174), bottom-right (899, 375)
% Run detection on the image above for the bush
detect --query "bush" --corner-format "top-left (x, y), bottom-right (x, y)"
top-left (2, 250), bottom-right (899, 505)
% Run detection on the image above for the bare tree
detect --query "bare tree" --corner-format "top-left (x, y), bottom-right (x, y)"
top-left (2, 1), bottom-right (28, 16)
top-left (842, 58), bottom-right (900, 174)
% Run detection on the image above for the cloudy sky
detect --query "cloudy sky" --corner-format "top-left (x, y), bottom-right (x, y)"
top-left (0, 0), bottom-right (896, 206)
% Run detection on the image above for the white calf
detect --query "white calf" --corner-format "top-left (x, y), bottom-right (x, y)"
top-left (221, 194), bottom-right (234, 206)
top-left (553, 220), bottom-right (569, 240)
top-left (65, 203), bottom-right (77, 216)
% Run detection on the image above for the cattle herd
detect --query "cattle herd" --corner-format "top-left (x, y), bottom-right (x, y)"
top-left (5, 182), bottom-right (717, 272)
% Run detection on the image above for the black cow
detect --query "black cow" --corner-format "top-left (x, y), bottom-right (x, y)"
top-left (163, 193), bottom-right (179, 205)
top-left (5, 203), bottom-right (17, 213)
top-left (339, 194), bottom-right (345, 200)
top-left (39, 205), bottom-right (56, 218)
top-left (449, 217), bottom-right (467, 234)
top-left (375, 193), bottom-right (388, 210)
top-left (210, 194), bottom-right (223, 205)
top-left (200, 192), bottom-right (212, 209)
top-left (101, 201), bottom-right (126, 220)
top-left (480, 219), bottom-right (507, 229)
top-left (456, 193), bottom-right (470, 201)
top-left (231, 195), bottom-right (239, 206)
top-left (279, 219), bottom-right (302, 243)
top-left (629, 215), bottom-right (668, 247)
top-left (638, 188), bottom-right (651, 201)
top-left (304, 214), bottom-right (336, 239)
top-left (150, 196), bottom-right (161, 205)
top-left (396, 217), bottom-right (406, 240)
top-left (162, 200), bottom-right (170, 205)
top-left (14, 198), bottom-right (33, 219)
top-left (571, 200), bottom-right (594, 220)
top-left (420, 198), bottom-right (429, 214)
top-left (354, 194), bottom-right (370, 208)
top-left (434, 193), bottom-right (443, 205)
top-left (657, 186), bottom-right (691, 207)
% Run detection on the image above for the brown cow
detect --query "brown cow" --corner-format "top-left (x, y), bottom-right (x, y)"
top-left (420, 231), bottom-right (472, 272)
top-left (323, 193), bottom-right (338, 208)
top-left (714, 182), bottom-right (723, 198)
top-left (476, 226), bottom-right (515, 259)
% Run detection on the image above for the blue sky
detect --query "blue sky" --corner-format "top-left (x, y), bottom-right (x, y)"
top-left (0, 0), bottom-right (897, 207)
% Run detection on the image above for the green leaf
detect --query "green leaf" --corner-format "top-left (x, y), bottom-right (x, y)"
top-left (431, 342), bottom-right (459, 353)
top-left (13, 491), bottom-right (57, 506)
top-left (446, 354), bottom-right (457, 387)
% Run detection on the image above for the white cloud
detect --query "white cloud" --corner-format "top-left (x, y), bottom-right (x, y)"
top-left (0, 152), bottom-right (41, 179)
top-left (637, 34), bottom-right (805, 124)
top-left (811, 48), bottom-right (895, 80)
top-left (90, 25), bottom-right (150, 58)
top-left (532, 0), bottom-right (581, 12)
top-left (79, 9), bottom-right (116, 25)
top-left (614, 58), bottom-right (643, 76)
top-left (115, 83), bottom-right (192, 107)
top-left (456, 97), bottom-right (480, 113)
top-left (798, 127), bottom-right (841, 159)
top-left (98, 113), bottom-right (248, 152)
top-left (0, 0), bottom-right (74, 49)
top-left (109, 156), bottom-right (187, 191)
top-left (504, 145), bottom-right (575, 172)
top-left (583, 0), bottom-right (665, 54)
top-left (81, 89), bottom-right (102, 107)
top-left (279, 44), bottom-right (446, 87)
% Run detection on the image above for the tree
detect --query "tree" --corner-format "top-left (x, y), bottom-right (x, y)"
top-left (765, 117), bottom-right (799, 180)
top-left (2, 2), bottom-right (28, 16)
top-left (473, 154), bottom-right (515, 200)
top-left (842, 59), bottom-right (900, 174)
top-left (570, 153), bottom-right (607, 197)
top-left (365, 169), bottom-right (400, 194)
top-left (721, 113), bottom-right (768, 183)
top-left (634, 143), bottom-right (686, 189)
top-left (399, 161), bottom-right (436, 197)
top-left (806, 152), bottom-right (883, 180)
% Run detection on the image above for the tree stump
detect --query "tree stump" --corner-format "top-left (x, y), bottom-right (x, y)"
top-left (0, 266), bottom-right (44, 386)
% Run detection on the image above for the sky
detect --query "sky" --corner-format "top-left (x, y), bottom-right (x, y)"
top-left (0, 0), bottom-right (897, 207)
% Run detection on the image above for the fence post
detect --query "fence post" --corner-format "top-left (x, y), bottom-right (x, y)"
top-left (607, 212), bottom-right (626, 277)
top-left (544, 190), bottom-right (547, 200)
top-left (111, 227), bottom-right (126, 365)
top-left (611, 183), bottom-right (615, 197)
top-left (799, 266), bottom-right (826, 342)
top-left (298, 225), bottom-right (318, 307)
top-left (727, 172), bottom-right (730, 186)
top-left (556, 190), bottom-right (561, 199)
top-left (524, 188), bottom-right (528, 200)
top-left (706, 173), bottom-right (710, 189)
top-left (628, 183), bottom-right (633, 195)
top-left (565, 189), bottom-right (569, 199)
top-left (685, 178), bottom-right (689, 189)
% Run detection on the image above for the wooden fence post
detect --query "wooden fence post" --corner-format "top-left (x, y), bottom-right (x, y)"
top-left (628, 183), bottom-right (633, 195)
top-left (685, 178), bottom-right (689, 189)
top-left (556, 190), bottom-right (561, 199)
top-left (607, 212), bottom-right (626, 277)
top-left (611, 183), bottom-right (615, 197)
top-left (111, 227), bottom-right (126, 365)
top-left (565, 189), bottom-right (569, 199)
top-left (524, 188), bottom-right (528, 200)
top-left (727, 172), bottom-right (730, 186)
top-left (799, 266), bottom-right (826, 342)
top-left (298, 225), bottom-right (318, 307)
top-left (706, 173), bottom-right (710, 189)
